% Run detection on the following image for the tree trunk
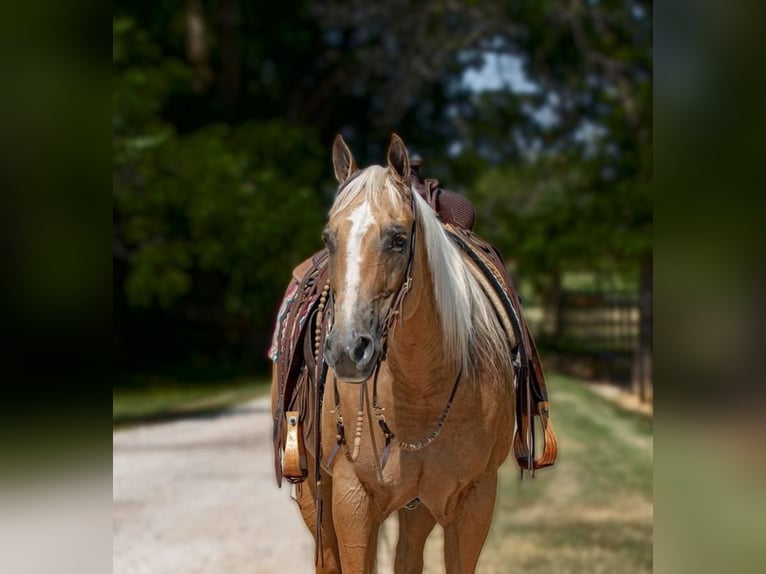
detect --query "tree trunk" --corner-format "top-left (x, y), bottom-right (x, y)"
top-left (541, 269), bottom-right (563, 343)
top-left (185, 0), bottom-right (213, 93)
top-left (216, 0), bottom-right (242, 108)
top-left (632, 253), bottom-right (653, 402)
top-left (552, 269), bottom-right (564, 343)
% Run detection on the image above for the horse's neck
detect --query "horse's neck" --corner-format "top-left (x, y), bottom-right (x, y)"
top-left (386, 245), bottom-right (456, 391)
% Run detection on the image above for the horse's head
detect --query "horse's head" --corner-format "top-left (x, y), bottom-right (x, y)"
top-left (323, 134), bottom-right (414, 382)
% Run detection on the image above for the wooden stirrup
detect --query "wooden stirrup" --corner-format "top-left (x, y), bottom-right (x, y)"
top-left (513, 401), bottom-right (558, 472)
top-left (283, 411), bottom-right (308, 483)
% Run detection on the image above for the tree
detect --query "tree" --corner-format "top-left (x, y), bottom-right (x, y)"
top-left (112, 1), bottom-right (652, 381)
top-left (114, 17), bottom-right (328, 369)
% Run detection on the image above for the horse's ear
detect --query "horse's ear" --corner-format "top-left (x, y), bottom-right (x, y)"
top-left (332, 134), bottom-right (357, 184)
top-left (387, 133), bottom-right (410, 184)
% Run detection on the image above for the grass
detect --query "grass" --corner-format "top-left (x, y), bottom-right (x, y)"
top-left (421, 373), bottom-right (653, 573)
top-left (113, 376), bottom-right (271, 427)
top-left (655, 420), bottom-right (766, 574)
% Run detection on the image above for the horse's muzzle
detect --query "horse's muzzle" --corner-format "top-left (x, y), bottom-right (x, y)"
top-left (324, 330), bottom-right (379, 383)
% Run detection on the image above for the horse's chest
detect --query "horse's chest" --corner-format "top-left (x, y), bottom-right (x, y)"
top-left (352, 395), bottom-right (513, 508)
top-left (322, 376), bottom-right (514, 513)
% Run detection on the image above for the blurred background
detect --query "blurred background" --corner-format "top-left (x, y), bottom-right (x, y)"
top-left (3, 0), bottom-right (766, 572)
top-left (110, 1), bottom-right (653, 572)
top-left (113, 0), bottom-right (652, 407)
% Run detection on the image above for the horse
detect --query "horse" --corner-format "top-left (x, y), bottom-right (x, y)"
top-left (271, 133), bottom-right (527, 573)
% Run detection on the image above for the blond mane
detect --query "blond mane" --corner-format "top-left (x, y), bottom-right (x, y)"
top-left (329, 165), bottom-right (513, 382)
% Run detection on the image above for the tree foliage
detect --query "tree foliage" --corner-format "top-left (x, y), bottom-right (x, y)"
top-left (114, 17), bottom-right (327, 367)
top-left (113, 1), bottom-right (652, 372)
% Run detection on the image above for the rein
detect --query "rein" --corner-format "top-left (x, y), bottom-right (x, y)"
top-left (325, 186), bottom-right (464, 471)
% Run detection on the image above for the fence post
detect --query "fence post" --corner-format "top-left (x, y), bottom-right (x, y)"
top-left (632, 254), bottom-right (653, 402)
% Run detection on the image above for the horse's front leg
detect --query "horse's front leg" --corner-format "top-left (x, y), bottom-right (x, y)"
top-left (443, 471), bottom-right (498, 574)
top-left (395, 502), bottom-right (436, 574)
top-left (295, 461), bottom-right (341, 573)
top-left (331, 461), bottom-right (380, 573)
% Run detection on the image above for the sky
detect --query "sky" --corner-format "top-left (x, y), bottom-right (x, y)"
top-left (462, 52), bottom-right (539, 94)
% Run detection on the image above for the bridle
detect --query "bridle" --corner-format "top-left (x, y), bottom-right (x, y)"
top-left (324, 183), bottom-right (464, 470)
top-left (379, 183), bottom-right (417, 350)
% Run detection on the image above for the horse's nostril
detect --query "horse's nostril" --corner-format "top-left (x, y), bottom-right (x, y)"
top-left (351, 336), bottom-right (373, 365)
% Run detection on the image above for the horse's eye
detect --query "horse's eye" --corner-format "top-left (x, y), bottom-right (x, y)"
top-left (391, 234), bottom-right (407, 252)
top-left (322, 229), bottom-right (336, 252)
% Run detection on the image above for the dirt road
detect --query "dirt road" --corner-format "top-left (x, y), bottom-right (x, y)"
top-left (114, 398), bottom-right (315, 573)
top-left (113, 397), bottom-right (400, 574)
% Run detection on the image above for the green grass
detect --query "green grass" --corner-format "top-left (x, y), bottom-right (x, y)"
top-left (476, 374), bottom-right (653, 573)
top-left (655, 421), bottom-right (766, 574)
top-left (113, 376), bottom-right (271, 427)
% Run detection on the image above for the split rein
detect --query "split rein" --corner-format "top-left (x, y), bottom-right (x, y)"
top-left (323, 192), bottom-right (464, 471)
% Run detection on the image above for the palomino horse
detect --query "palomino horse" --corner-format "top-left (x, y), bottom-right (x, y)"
top-left (273, 134), bottom-right (525, 573)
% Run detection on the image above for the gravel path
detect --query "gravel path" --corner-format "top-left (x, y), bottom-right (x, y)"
top-left (113, 397), bottom-right (401, 574)
top-left (113, 398), bottom-right (320, 574)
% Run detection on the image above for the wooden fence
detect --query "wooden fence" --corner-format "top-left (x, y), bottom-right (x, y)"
top-left (545, 289), bottom-right (641, 386)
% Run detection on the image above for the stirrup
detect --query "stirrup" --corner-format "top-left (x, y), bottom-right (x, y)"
top-left (283, 411), bottom-right (308, 483)
top-left (513, 401), bottom-right (558, 473)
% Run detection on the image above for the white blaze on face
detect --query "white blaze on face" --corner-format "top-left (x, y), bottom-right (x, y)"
top-left (343, 201), bottom-right (375, 329)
